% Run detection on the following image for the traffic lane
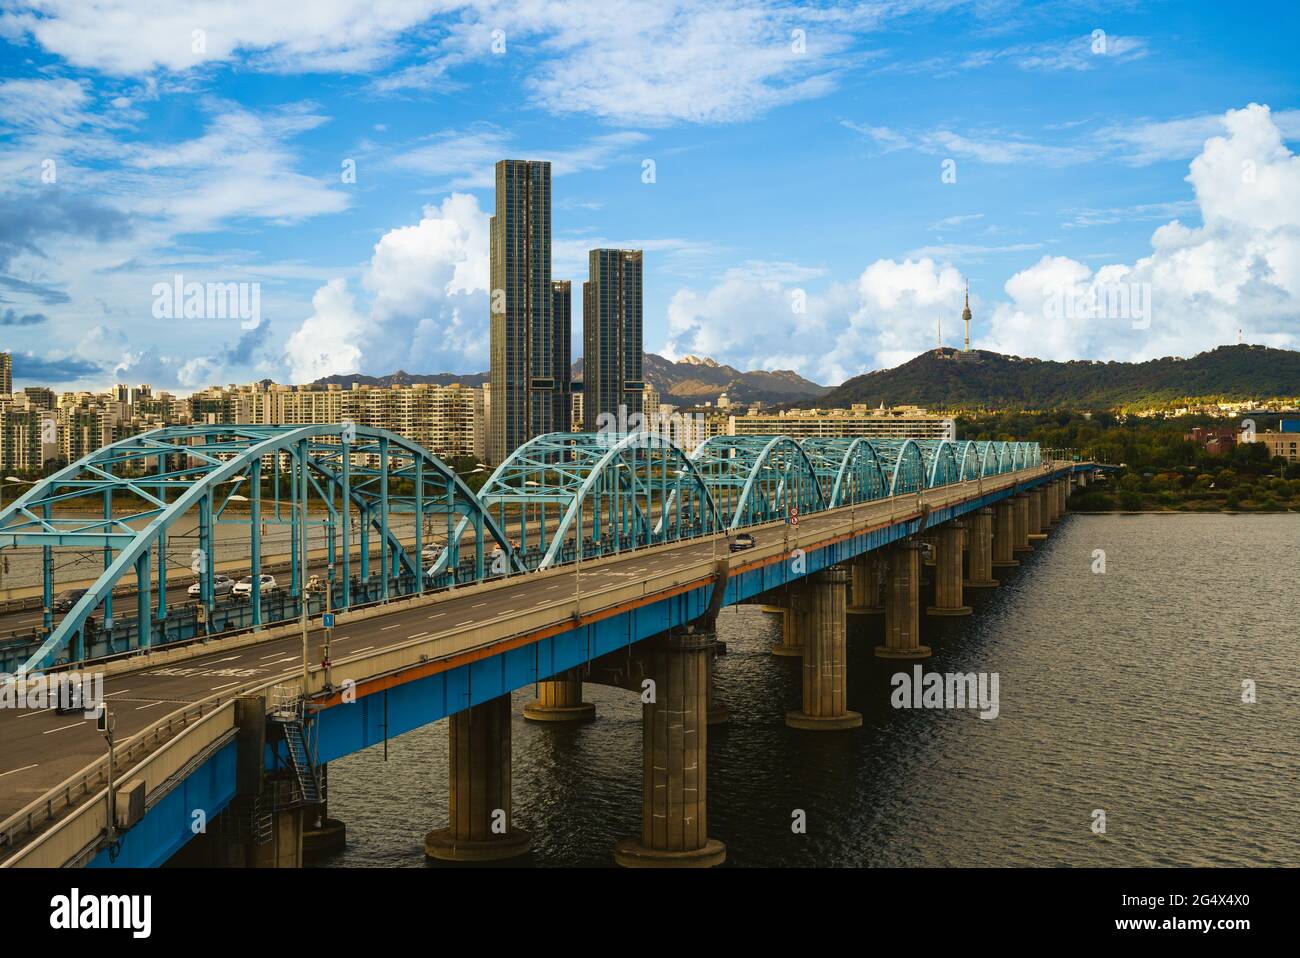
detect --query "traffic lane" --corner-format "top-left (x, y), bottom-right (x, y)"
top-left (0, 499), bottom-right (894, 818)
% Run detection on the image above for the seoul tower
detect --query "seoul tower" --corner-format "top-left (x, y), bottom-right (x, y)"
top-left (961, 282), bottom-right (972, 353)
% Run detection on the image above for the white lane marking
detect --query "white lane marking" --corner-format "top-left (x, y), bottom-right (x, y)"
top-left (272, 657), bottom-right (296, 664)
top-left (135, 702), bottom-right (163, 711)
top-left (0, 764), bottom-right (39, 778)
top-left (428, 613), bottom-right (446, 619)
top-left (455, 620), bottom-right (474, 627)
top-left (546, 585), bottom-right (561, 590)
top-left (471, 602), bottom-right (487, 608)
top-left (210, 681), bottom-right (242, 691)
top-left (43, 722), bottom-right (84, 734)
top-left (380, 624), bottom-right (402, 631)
top-left (210, 655), bottom-right (241, 663)
top-left (407, 632), bottom-right (428, 639)
top-left (536, 600), bottom-right (548, 606)
top-left (261, 652), bottom-right (288, 660)
top-left (350, 645), bottom-right (375, 654)
top-left (18, 707), bottom-right (54, 719)
top-left (102, 689), bottom-right (131, 697)
top-left (500, 609), bottom-right (515, 614)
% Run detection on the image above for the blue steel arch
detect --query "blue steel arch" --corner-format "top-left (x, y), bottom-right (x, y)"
top-left (799, 437), bottom-right (890, 506)
top-left (953, 440), bottom-right (982, 480)
top-left (915, 439), bottom-right (960, 487)
top-left (0, 424), bottom-right (518, 671)
top-left (871, 439), bottom-right (926, 495)
top-left (689, 436), bottom-right (827, 530)
top-left (457, 431), bottom-right (725, 570)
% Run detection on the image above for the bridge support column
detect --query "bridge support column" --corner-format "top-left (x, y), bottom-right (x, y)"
top-left (786, 568), bottom-right (861, 730)
top-left (1028, 488), bottom-right (1048, 541)
top-left (1059, 479), bottom-right (1069, 515)
top-left (847, 552), bottom-right (884, 615)
top-left (523, 668), bottom-right (596, 722)
top-left (251, 809), bottom-right (304, 868)
top-left (772, 604), bottom-right (803, 657)
top-left (927, 521), bottom-right (971, 616)
top-left (707, 640), bottom-right (729, 726)
top-left (1077, 471), bottom-right (1088, 489)
top-left (992, 500), bottom-right (1018, 568)
top-left (615, 630), bottom-right (726, 867)
top-left (425, 694), bottom-right (531, 862)
top-left (965, 507), bottom-right (998, 588)
top-left (876, 541), bottom-right (930, 659)
top-left (303, 763), bottom-right (347, 855)
top-left (1012, 493), bottom-right (1032, 552)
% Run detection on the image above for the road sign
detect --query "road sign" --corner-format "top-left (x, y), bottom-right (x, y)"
top-left (323, 612), bottom-right (335, 629)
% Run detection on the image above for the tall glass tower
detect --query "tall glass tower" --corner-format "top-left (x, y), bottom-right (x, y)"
top-left (551, 279), bottom-right (573, 433)
top-left (582, 249), bottom-right (644, 432)
top-left (489, 159), bottom-right (555, 463)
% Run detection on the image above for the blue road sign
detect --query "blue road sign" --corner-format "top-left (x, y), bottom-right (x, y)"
top-left (323, 613), bottom-right (335, 629)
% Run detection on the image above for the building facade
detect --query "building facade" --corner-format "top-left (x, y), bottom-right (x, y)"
top-left (582, 248), bottom-right (644, 431)
top-left (728, 405), bottom-right (956, 441)
top-left (551, 279), bottom-right (573, 433)
top-left (489, 159), bottom-right (555, 464)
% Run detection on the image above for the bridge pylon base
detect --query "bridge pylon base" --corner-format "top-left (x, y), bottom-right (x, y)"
top-left (523, 669), bottom-right (595, 722)
top-left (614, 837), bottom-right (727, 868)
top-left (785, 709), bottom-right (862, 730)
top-left (424, 828), bottom-right (533, 862)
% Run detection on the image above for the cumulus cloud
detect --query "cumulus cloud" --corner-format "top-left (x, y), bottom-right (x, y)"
top-left (284, 193), bottom-right (490, 382)
top-left (665, 104), bottom-right (1300, 380)
top-left (982, 104), bottom-right (1300, 360)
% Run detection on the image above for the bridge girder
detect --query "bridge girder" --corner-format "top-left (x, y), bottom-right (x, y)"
top-left (0, 424), bottom-right (517, 672)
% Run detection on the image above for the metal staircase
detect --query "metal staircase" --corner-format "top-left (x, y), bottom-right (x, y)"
top-left (280, 720), bottom-right (321, 806)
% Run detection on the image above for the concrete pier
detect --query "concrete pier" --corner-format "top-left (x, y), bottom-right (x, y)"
top-left (876, 540), bottom-right (931, 659)
top-left (965, 507), bottom-right (998, 588)
top-left (707, 639), bottom-right (729, 726)
top-left (786, 568), bottom-right (862, 731)
top-left (523, 667), bottom-right (596, 722)
top-left (992, 499), bottom-right (1019, 568)
top-left (252, 809), bottom-right (304, 869)
top-left (615, 630), bottom-right (726, 868)
top-left (303, 763), bottom-right (347, 856)
top-left (1012, 493), bottom-right (1032, 553)
top-left (772, 603), bottom-right (804, 657)
top-left (847, 552), bottom-right (884, 615)
top-left (425, 694), bottom-right (531, 862)
top-left (1028, 488), bottom-right (1048, 541)
top-left (927, 521), bottom-right (972, 616)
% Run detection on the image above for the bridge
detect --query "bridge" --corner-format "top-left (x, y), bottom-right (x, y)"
top-left (0, 423), bottom-right (1110, 868)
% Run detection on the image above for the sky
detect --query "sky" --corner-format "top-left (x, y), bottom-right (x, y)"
top-left (0, 0), bottom-right (1297, 395)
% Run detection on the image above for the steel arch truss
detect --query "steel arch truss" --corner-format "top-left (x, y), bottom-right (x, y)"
top-left (800, 438), bottom-right (890, 506)
top-left (465, 432), bottom-right (725, 570)
top-left (690, 436), bottom-right (827, 530)
top-left (0, 424), bottom-right (516, 671)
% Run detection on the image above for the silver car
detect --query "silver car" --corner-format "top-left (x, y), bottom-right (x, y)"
top-left (188, 574), bottom-right (235, 598)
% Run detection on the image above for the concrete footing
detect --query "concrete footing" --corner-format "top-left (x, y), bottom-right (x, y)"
top-left (877, 541), bottom-right (931, 659)
top-left (523, 668), bottom-right (596, 722)
top-left (1012, 493), bottom-right (1032, 553)
top-left (425, 694), bottom-right (531, 863)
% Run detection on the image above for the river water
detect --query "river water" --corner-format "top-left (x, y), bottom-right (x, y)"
top-left (316, 514), bottom-right (1300, 867)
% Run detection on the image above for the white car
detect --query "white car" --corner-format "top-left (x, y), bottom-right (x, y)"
top-left (232, 574), bottom-right (277, 598)
top-left (188, 574), bottom-right (235, 598)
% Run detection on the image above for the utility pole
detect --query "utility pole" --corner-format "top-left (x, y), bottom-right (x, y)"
top-left (99, 704), bottom-right (116, 844)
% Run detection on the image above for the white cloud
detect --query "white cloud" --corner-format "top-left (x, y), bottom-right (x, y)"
top-left (664, 104), bottom-right (1300, 381)
top-left (285, 192), bottom-right (491, 381)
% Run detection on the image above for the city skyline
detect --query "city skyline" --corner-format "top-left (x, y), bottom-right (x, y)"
top-left (0, 1), bottom-right (1297, 397)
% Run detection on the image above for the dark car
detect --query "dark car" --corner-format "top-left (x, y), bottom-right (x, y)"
top-left (52, 588), bottom-right (88, 613)
top-left (729, 533), bottom-right (756, 553)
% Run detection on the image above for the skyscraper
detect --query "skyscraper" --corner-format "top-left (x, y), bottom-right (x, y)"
top-left (551, 280), bottom-right (573, 432)
top-left (583, 249), bottom-right (644, 432)
top-left (0, 351), bottom-right (12, 395)
top-left (489, 159), bottom-right (554, 464)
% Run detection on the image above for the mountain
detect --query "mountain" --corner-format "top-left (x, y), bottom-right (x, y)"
top-left (819, 344), bottom-right (1300, 410)
top-left (575, 353), bottom-right (830, 406)
top-left (315, 354), bottom-right (829, 406)
top-left (312, 369), bottom-right (489, 389)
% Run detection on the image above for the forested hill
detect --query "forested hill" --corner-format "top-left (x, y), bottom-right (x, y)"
top-left (818, 344), bottom-right (1300, 410)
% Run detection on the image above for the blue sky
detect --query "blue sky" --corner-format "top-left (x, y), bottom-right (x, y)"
top-left (1, 0), bottom-right (1298, 393)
